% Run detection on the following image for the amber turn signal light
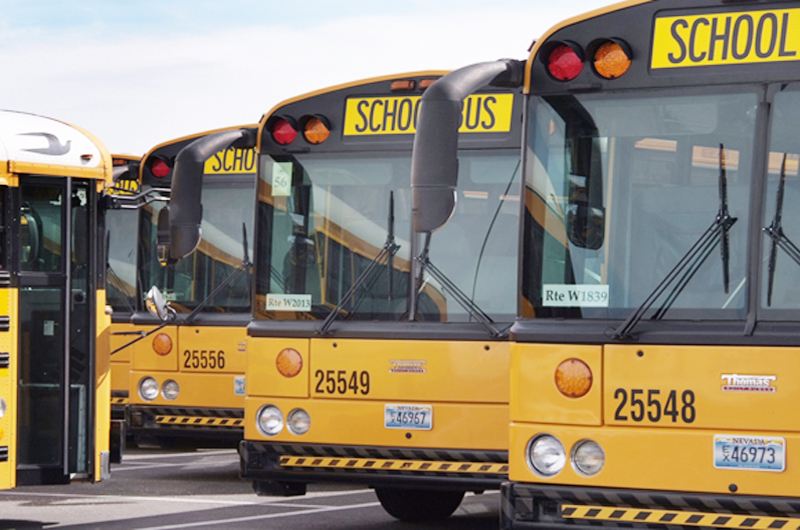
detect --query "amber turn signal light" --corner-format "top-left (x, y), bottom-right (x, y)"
top-left (152, 333), bottom-right (173, 356)
top-left (276, 348), bottom-right (303, 378)
top-left (555, 358), bottom-right (592, 398)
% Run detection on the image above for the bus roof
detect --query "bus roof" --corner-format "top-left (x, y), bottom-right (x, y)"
top-left (0, 109), bottom-right (112, 184)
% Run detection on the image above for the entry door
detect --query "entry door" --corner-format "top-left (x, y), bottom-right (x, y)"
top-left (16, 177), bottom-right (94, 485)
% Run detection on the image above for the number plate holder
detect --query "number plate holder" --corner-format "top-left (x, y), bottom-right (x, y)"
top-left (384, 404), bottom-right (433, 430)
top-left (713, 434), bottom-right (785, 472)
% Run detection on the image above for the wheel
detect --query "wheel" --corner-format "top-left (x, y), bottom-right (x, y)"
top-left (374, 487), bottom-right (464, 522)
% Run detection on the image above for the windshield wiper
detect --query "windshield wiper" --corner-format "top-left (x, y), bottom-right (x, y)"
top-left (471, 159), bottom-right (520, 303)
top-left (413, 232), bottom-right (508, 339)
top-left (185, 223), bottom-right (253, 324)
top-left (317, 192), bottom-right (400, 335)
top-left (614, 143), bottom-right (738, 340)
top-left (763, 152), bottom-right (800, 306)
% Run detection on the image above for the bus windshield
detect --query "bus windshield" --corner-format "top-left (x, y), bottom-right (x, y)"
top-left (106, 208), bottom-right (138, 313)
top-left (523, 88), bottom-right (759, 320)
top-left (761, 85), bottom-right (800, 317)
top-left (255, 150), bottom-right (519, 322)
top-left (140, 175), bottom-right (255, 313)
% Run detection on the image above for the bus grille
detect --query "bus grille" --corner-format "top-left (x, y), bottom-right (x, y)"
top-left (0, 447), bottom-right (8, 462)
top-left (0, 352), bottom-right (8, 369)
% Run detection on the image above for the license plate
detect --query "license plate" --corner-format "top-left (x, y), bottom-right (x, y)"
top-left (713, 435), bottom-right (785, 472)
top-left (384, 404), bottom-right (433, 430)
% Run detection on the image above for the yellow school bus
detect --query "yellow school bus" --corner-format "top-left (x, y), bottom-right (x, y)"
top-left (165, 73), bottom-right (522, 521)
top-left (0, 110), bottom-right (112, 488)
top-left (118, 127), bottom-right (257, 448)
top-left (412, 0), bottom-right (800, 527)
top-left (107, 153), bottom-right (141, 461)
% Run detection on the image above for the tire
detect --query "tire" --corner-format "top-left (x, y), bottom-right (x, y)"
top-left (375, 487), bottom-right (464, 522)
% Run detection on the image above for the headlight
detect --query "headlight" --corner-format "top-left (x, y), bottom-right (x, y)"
top-left (528, 434), bottom-right (566, 477)
top-left (161, 379), bottom-right (180, 401)
top-left (0, 397), bottom-right (5, 418)
top-left (256, 405), bottom-right (284, 437)
top-left (138, 377), bottom-right (159, 402)
top-left (287, 408), bottom-right (311, 435)
top-left (572, 439), bottom-right (605, 476)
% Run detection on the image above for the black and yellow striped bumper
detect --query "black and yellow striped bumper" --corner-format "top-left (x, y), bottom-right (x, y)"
top-left (242, 441), bottom-right (508, 491)
top-left (129, 406), bottom-right (244, 442)
top-left (501, 483), bottom-right (800, 529)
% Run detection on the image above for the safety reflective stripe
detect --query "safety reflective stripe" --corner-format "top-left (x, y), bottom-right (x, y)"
top-left (562, 504), bottom-right (800, 528)
top-left (155, 415), bottom-right (244, 427)
top-left (280, 456), bottom-right (508, 475)
top-left (110, 397), bottom-right (127, 405)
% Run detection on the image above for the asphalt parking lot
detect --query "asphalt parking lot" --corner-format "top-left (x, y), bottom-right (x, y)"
top-left (0, 447), bottom-right (499, 529)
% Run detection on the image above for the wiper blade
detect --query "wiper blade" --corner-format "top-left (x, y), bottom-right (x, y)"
top-left (763, 153), bottom-right (800, 306)
top-left (614, 143), bottom-right (737, 340)
top-left (415, 232), bottom-right (508, 339)
top-left (185, 223), bottom-right (252, 324)
top-left (317, 192), bottom-right (400, 335)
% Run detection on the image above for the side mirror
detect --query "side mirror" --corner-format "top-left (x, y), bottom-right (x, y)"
top-left (145, 285), bottom-right (172, 322)
top-left (156, 207), bottom-right (176, 266)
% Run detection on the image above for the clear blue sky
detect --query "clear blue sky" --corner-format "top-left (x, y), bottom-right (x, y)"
top-left (0, 0), bottom-right (619, 154)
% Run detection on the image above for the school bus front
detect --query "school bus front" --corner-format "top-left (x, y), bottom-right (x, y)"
top-left (227, 73), bottom-right (522, 521)
top-left (126, 137), bottom-right (256, 446)
top-left (502, 0), bottom-right (800, 528)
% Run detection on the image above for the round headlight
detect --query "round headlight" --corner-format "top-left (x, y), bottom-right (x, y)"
top-left (0, 397), bottom-right (6, 418)
top-left (287, 408), bottom-right (311, 435)
top-left (528, 434), bottom-right (566, 477)
top-left (138, 377), bottom-right (159, 402)
top-left (257, 405), bottom-right (284, 437)
top-left (572, 439), bottom-right (605, 476)
top-left (161, 379), bottom-right (180, 401)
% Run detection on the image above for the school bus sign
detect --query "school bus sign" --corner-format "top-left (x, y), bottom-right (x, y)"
top-left (343, 93), bottom-right (514, 136)
top-left (651, 8), bottom-right (800, 69)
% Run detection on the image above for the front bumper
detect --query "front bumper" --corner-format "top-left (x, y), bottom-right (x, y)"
top-left (129, 405), bottom-right (244, 442)
top-left (501, 482), bottom-right (800, 529)
top-left (240, 440), bottom-right (508, 491)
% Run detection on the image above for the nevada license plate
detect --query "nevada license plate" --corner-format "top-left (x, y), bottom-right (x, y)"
top-left (384, 404), bottom-right (433, 430)
top-left (713, 435), bottom-right (785, 472)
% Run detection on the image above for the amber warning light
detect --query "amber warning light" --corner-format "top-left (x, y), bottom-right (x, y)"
top-left (555, 358), bottom-right (592, 398)
top-left (276, 348), bottom-right (303, 378)
top-left (594, 41), bottom-right (631, 79)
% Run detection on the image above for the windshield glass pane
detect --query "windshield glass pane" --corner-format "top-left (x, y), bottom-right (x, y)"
top-left (522, 89), bottom-right (758, 320)
top-left (255, 151), bottom-right (519, 322)
top-left (139, 175), bottom-right (255, 313)
top-left (760, 87), bottom-right (800, 317)
top-left (106, 208), bottom-right (138, 313)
